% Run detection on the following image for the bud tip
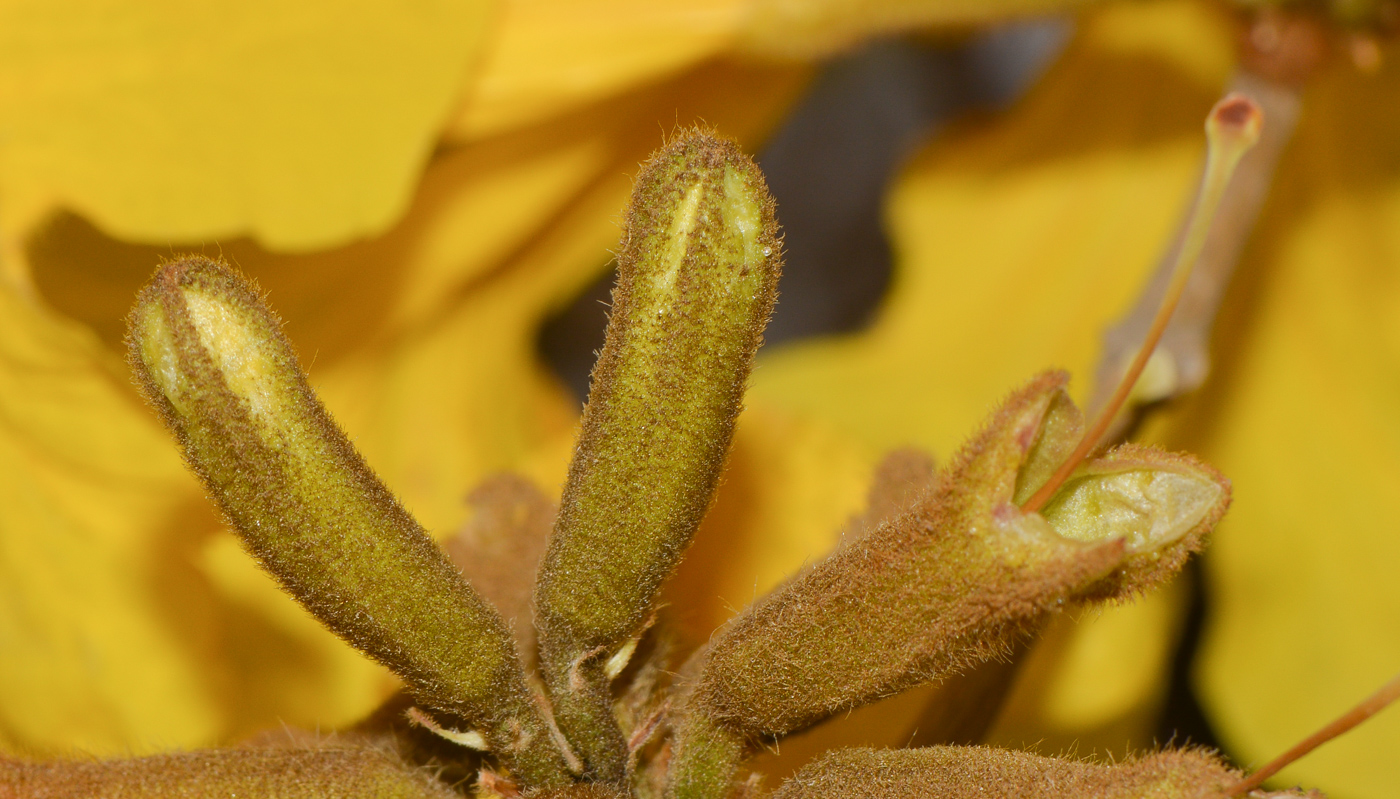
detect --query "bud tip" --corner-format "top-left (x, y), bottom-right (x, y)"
top-left (1207, 94), bottom-right (1263, 151)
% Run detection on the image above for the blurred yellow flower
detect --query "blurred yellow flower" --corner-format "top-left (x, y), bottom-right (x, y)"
top-left (1, 0), bottom-right (1397, 797)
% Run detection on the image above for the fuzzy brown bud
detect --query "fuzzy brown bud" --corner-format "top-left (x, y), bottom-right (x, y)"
top-left (670, 372), bottom-right (1230, 799)
top-left (770, 745), bottom-right (1314, 799)
top-left (126, 257), bottom-right (568, 789)
top-left (1, 746), bottom-right (459, 798)
top-left (534, 131), bottom-right (781, 780)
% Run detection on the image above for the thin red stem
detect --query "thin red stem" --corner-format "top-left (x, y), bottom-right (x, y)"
top-left (1224, 671), bottom-right (1400, 796)
top-left (1020, 95), bottom-right (1261, 514)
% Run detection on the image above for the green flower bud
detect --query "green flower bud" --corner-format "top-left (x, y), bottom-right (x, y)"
top-left (771, 746), bottom-right (1279, 799)
top-left (2, 747), bottom-right (458, 798)
top-left (534, 131), bottom-right (781, 780)
top-left (671, 372), bottom-right (1230, 799)
top-left (126, 257), bottom-right (568, 789)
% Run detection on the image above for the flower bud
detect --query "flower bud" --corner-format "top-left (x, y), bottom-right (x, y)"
top-left (771, 746), bottom-right (1291, 799)
top-left (127, 257), bottom-right (568, 789)
top-left (679, 375), bottom-right (1122, 772)
top-left (671, 372), bottom-right (1230, 799)
top-left (534, 132), bottom-right (781, 780)
top-left (3, 747), bottom-right (459, 798)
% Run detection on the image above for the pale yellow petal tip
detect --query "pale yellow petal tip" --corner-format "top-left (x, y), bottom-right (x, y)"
top-left (182, 289), bottom-right (283, 425)
top-left (1042, 467), bottom-right (1223, 553)
top-left (404, 706), bottom-right (489, 751)
top-left (126, 256), bottom-right (292, 433)
top-left (132, 300), bottom-right (183, 409)
top-left (604, 638), bottom-right (639, 680)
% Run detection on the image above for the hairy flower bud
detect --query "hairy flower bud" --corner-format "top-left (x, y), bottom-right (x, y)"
top-left (669, 372), bottom-right (1230, 799)
top-left (126, 257), bottom-right (568, 789)
top-left (534, 131), bottom-right (781, 780)
top-left (2, 747), bottom-right (458, 798)
top-left (770, 746), bottom-right (1312, 799)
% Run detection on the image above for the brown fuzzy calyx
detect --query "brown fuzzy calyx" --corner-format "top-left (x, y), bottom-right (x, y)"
top-left (1, 746), bottom-right (458, 798)
top-left (835, 447), bottom-right (936, 546)
top-left (669, 372), bottom-right (1233, 799)
top-left (689, 373), bottom-right (1122, 742)
top-left (771, 745), bottom-right (1317, 799)
top-left (446, 473), bottom-right (558, 660)
top-left (528, 785), bottom-right (632, 799)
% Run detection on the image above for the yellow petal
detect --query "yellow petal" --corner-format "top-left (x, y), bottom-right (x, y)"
top-left (0, 283), bottom-right (220, 755)
top-left (448, 0), bottom-right (750, 141)
top-left (1161, 34), bottom-right (1400, 797)
top-left (750, 0), bottom-right (1231, 453)
top-left (310, 59), bottom-right (812, 535)
top-left (737, 0), bottom-right (1107, 59)
top-left (987, 583), bottom-right (1187, 755)
top-left (0, 0), bottom-right (493, 251)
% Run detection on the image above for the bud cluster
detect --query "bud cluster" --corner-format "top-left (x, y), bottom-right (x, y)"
top-left (10, 121), bottom-right (1331, 799)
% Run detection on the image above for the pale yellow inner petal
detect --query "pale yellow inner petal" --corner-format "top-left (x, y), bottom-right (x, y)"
top-left (1042, 469), bottom-right (1220, 553)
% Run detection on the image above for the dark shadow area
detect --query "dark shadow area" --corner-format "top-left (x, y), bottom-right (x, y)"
top-left (1155, 559), bottom-right (1225, 752)
top-left (26, 211), bottom-right (403, 369)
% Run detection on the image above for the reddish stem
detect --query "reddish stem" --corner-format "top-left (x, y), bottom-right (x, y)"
top-left (1020, 94), bottom-right (1262, 514)
top-left (1224, 671), bottom-right (1400, 796)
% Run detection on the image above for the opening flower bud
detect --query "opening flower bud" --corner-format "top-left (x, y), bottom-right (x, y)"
top-left (670, 372), bottom-right (1233, 799)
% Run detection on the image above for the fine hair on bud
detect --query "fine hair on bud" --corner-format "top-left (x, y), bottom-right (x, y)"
top-left (668, 372), bottom-right (1234, 799)
top-left (770, 746), bottom-right (1291, 799)
top-left (2, 746), bottom-right (460, 798)
top-left (534, 130), bottom-right (782, 780)
top-left (685, 374), bottom-right (1121, 738)
top-left (668, 374), bottom-right (1125, 799)
top-left (125, 257), bottom-right (568, 789)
